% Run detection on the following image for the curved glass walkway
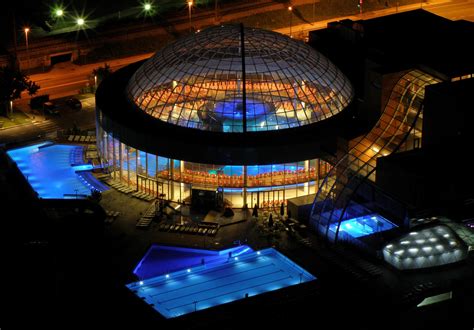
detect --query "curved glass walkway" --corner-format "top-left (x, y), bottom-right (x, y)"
top-left (310, 70), bottom-right (441, 242)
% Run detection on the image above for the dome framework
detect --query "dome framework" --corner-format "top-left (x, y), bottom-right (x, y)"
top-left (127, 25), bottom-right (353, 133)
top-left (96, 25), bottom-right (354, 207)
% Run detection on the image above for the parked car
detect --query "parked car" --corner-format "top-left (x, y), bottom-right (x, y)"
top-left (66, 97), bottom-right (82, 110)
top-left (43, 101), bottom-right (60, 115)
top-left (30, 94), bottom-right (50, 109)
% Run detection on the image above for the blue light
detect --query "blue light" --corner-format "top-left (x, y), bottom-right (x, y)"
top-left (126, 248), bottom-right (316, 319)
top-left (7, 143), bottom-right (106, 199)
top-left (133, 244), bottom-right (254, 280)
top-left (329, 213), bottom-right (397, 238)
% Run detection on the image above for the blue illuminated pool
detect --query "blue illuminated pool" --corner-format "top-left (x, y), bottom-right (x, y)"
top-left (329, 213), bottom-right (397, 238)
top-left (214, 98), bottom-right (268, 119)
top-left (134, 244), bottom-right (254, 280)
top-left (7, 142), bottom-right (106, 198)
top-left (127, 248), bottom-right (316, 318)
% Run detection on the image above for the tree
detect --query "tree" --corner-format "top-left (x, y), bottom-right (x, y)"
top-left (92, 63), bottom-right (112, 86)
top-left (0, 65), bottom-right (40, 116)
top-left (268, 213), bottom-right (273, 228)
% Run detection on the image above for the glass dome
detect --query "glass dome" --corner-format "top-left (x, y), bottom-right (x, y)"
top-left (126, 25), bottom-right (353, 133)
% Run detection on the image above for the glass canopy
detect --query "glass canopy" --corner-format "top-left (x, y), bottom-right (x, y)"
top-left (127, 25), bottom-right (353, 133)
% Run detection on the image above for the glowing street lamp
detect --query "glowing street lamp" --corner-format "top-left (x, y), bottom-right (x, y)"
top-left (94, 75), bottom-right (98, 88)
top-left (144, 3), bottom-right (152, 11)
top-left (288, 6), bottom-right (293, 38)
top-left (77, 18), bottom-right (85, 26)
top-left (188, 1), bottom-right (193, 31)
top-left (24, 27), bottom-right (30, 72)
top-left (55, 8), bottom-right (64, 17)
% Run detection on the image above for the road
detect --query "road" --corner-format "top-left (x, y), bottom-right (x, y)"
top-left (275, 0), bottom-right (474, 36)
top-left (25, 53), bottom-right (153, 100)
top-left (20, 0), bottom-right (474, 101)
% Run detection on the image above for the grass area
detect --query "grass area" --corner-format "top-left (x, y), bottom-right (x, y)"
top-left (230, 0), bottom-right (423, 33)
top-left (0, 111), bottom-right (32, 129)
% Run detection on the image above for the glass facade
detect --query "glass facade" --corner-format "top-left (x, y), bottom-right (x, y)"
top-left (311, 70), bottom-right (442, 242)
top-left (97, 125), bottom-right (332, 207)
top-left (126, 25), bottom-right (353, 133)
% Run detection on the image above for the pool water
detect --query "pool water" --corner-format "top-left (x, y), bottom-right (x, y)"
top-left (329, 213), bottom-right (397, 238)
top-left (214, 98), bottom-right (269, 119)
top-left (127, 248), bottom-right (316, 318)
top-left (7, 142), bottom-right (105, 198)
top-left (134, 244), bottom-right (254, 280)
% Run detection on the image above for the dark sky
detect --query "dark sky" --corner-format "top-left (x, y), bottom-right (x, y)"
top-left (1, 0), bottom-right (226, 47)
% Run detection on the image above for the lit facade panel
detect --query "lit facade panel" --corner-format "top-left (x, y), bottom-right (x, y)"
top-left (382, 225), bottom-right (468, 270)
top-left (126, 25), bottom-right (353, 133)
top-left (97, 127), bottom-right (333, 207)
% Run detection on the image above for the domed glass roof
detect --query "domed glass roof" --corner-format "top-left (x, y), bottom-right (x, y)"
top-left (126, 25), bottom-right (353, 133)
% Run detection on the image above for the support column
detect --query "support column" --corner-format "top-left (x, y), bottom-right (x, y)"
top-left (169, 159), bottom-right (175, 200)
top-left (243, 165), bottom-right (247, 208)
top-left (126, 145), bottom-right (130, 187)
top-left (240, 23), bottom-right (247, 133)
top-left (304, 160), bottom-right (309, 194)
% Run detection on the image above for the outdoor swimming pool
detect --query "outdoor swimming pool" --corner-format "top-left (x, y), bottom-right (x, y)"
top-left (329, 213), bottom-right (397, 238)
top-left (7, 142), bottom-right (106, 198)
top-left (127, 247), bottom-right (316, 318)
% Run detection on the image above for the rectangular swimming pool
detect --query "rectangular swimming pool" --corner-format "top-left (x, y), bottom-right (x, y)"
top-left (126, 248), bottom-right (316, 318)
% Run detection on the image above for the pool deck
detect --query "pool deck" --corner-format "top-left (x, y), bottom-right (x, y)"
top-left (127, 248), bottom-right (316, 318)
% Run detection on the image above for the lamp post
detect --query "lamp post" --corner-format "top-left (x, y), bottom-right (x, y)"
top-left (288, 6), bottom-right (293, 38)
top-left (24, 27), bottom-right (30, 72)
top-left (188, 1), bottom-right (193, 32)
top-left (94, 75), bottom-right (98, 89)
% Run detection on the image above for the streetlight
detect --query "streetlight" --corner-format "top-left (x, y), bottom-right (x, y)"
top-left (24, 27), bottom-right (30, 72)
top-left (77, 18), bottom-right (85, 26)
top-left (94, 75), bottom-right (98, 89)
top-left (55, 8), bottom-right (64, 17)
top-left (144, 3), bottom-right (152, 12)
top-left (188, 1), bottom-right (193, 32)
top-left (288, 6), bottom-right (293, 38)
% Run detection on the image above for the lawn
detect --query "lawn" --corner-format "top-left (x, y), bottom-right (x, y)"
top-left (0, 111), bottom-right (32, 129)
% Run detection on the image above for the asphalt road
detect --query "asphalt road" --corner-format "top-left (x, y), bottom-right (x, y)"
top-left (276, 0), bottom-right (474, 36)
top-left (24, 53), bottom-right (152, 100)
